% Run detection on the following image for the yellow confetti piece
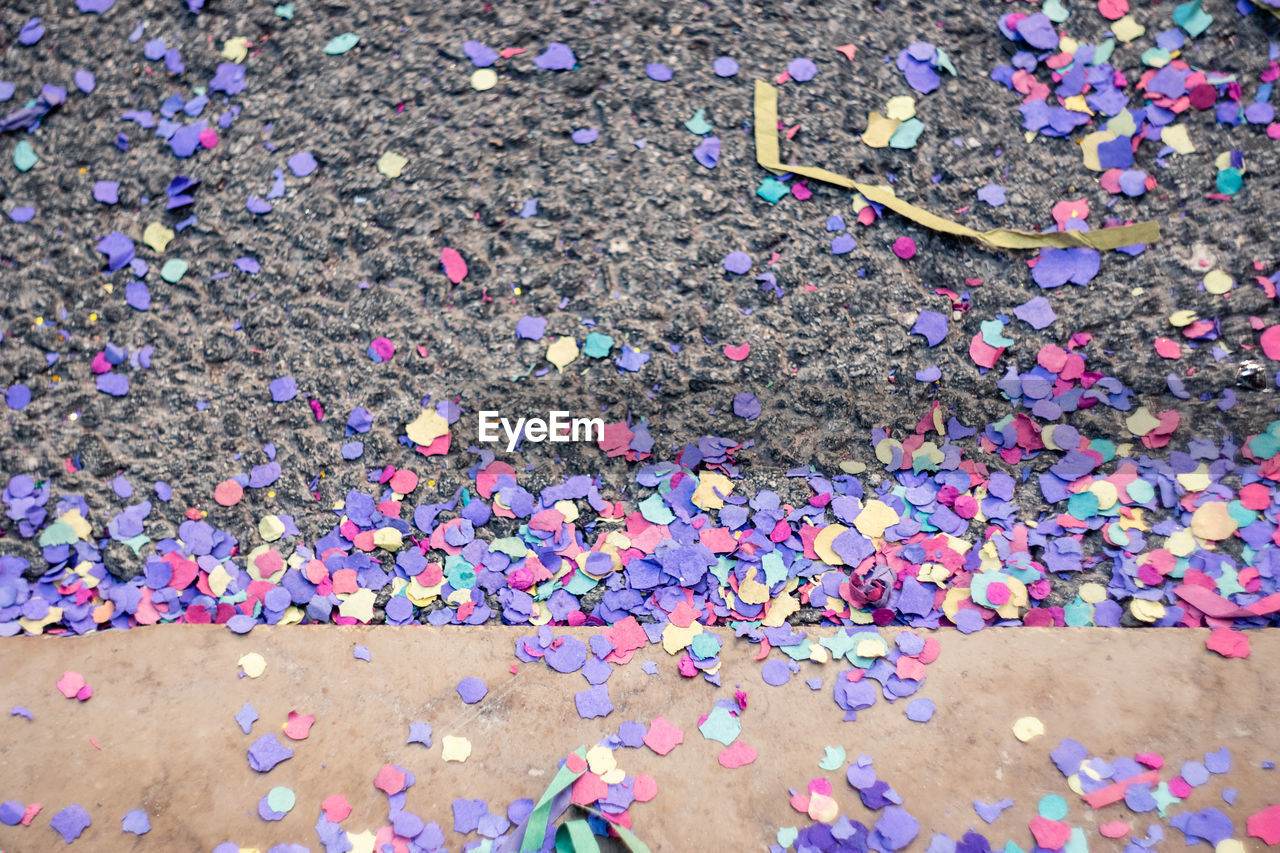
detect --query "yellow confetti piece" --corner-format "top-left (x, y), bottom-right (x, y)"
top-left (1177, 464), bottom-right (1211, 493)
top-left (1168, 309), bottom-right (1198, 328)
top-left (377, 151), bottom-right (408, 178)
top-left (1062, 94), bottom-right (1093, 116)
top-left (1190, 501), bottom-right (1237, 541)
top-left (1213, 151), bottom-right (1245, 173)
top-left (208, 564), bottom-right (232, 597)
top-left (762, 592), bottom-right (799, 627)
top-left (1129, 598), bottom-right (1164, 623)
top-left (1088, 481), bottom-right (1118, 510)
top-left (838, 460), bottom-right (866, 474)
top-left (554, 499), bottom-right (581, 524)
top-left (853, 499), bottom-right (899, 539)
top-left (20, 605), bottom-right (63, 635)
top-left (1203, 269), bottom-right (1233, 294)
top-left (1012, 716), bottom-right (1045, 742)
top-left (471, 68), bottom-right (497, 91)
top-left (238, 652), bottom-right (267, 678)
top-left (1162, 125), bottom-right (1195, 155)
top-left (348, 831), bottom-right (377, 853)
top-left (1112, 15), bottom-right (1145, 42)
top-left (61, 509), bottom-right (92, 541)
top-left (259, 514), bottom-right (286, 542)
top-left (1079, 582), bottom-right (1106, 604)
top-left (1125, 407), bottom-right (1161, 437)
top-left (1166, 527), bottom-right (1196, 557)
top-left (855, 637), bottom-right (886, 659)
top-left (338, 587), bottom-right (376, 622)
top-left (1079, 130), bottom-right (1115, 172)
top-left (808, 793), bottom-right (839, 823)
top-left (754, 82), bottom-right (1158, 250)
top-left (874, 438), bottom-right (902, 465)
top-left (692, 471), bottom-right (734, 511)
top-left (373, 527), bottom-right (403, 551)
top-left (860, 112), bottom-right (900, 148)
top-left (222, 37), bottom-right (253, 63)
top-left (807, 641), bottom-right (830, 664)
top-left (884, 96), bottom-right (916, 121)
top-left (586, 744), bottom-right (617, 776)
top-left (546, 336), bottom-right (579, 371)
top-left (1216, 840), bottom-right (1245, 853)
top-left (405, 409), bottom-right (449, 446)
top-left (442, 735), bottom-right (472, 762)
top-left (661, 621), bottom-right (702, 654)
top-left (143, 222), bottom-right (175, 253)
top-left (737, 567), bottom-right (771, 605)
top-left (812, 524), bottom-right (847, 566)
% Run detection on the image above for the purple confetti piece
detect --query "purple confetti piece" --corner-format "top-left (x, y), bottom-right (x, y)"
top-left (906, 697), bottom-right (935, 722)
top-left (247, 734), bottom-right (294, 772)
top-left (733, 392), bottom-right (761, 420)
top-left (50, 804), bottom-right (91, 843)
top-left (645, 63), bottom-right (673, 81)
top-left (713, 56), bottom-right (739, 77)
top-left (96, 373), bottom-right (130, 396)
top-left (787, 57), bottom-right (817, 82)
top-left (693, 136), bottom-right (720, 168)
top-left (977, 184), bottom-right (1006, 206)
top-left (911, 310), bottom-right (949, 347)
top-left (534, 43), bottom-right (576, 71)
top-left (121, 809), bottom-right (151, 835)
top-left (407, 721), bottom-right (433, 747)
top-left (723, 251), bottom-right (752, 274)
top-left (574, 684), bottom-right (613, 719)
top-left (456, 676), bottom-right (488, 704)
top-left (761, 659), bottom-right (792, 686)
top-left (269, 376), bottom-right (298, 402)
top-left (463, 41), bottom-right (498, 68)
top-left (287, 151), bottom-right (317, 177)
top-left (1013, 295), bottom-right (1056, 329)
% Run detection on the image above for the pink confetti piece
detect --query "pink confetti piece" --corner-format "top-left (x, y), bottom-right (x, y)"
top-left (1205, 628), bottom-right (1251, 659)
top-left (717, 740), bottom-right (758, 768)
top-left (56, 670), bottom-right (87, 700)
top-left (441, 247), bottom-right (468, 284)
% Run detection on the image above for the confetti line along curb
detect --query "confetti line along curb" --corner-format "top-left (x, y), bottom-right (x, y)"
top-left (753, 81), bottom-right (1162, 251)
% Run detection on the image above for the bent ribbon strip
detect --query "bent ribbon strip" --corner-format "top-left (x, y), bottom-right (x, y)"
top-left (754, 81), bottom-right (1162, 251)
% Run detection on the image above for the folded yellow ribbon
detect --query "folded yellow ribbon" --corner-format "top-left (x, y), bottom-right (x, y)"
top-left (754, 81), bottom-right (1161, 251)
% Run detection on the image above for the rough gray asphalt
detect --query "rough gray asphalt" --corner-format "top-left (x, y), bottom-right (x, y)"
top-left (1, 0), bottom-right (1278, 582)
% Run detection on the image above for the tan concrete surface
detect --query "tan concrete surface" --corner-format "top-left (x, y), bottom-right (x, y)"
top-left (1, 626), bottom-right (1276, 852)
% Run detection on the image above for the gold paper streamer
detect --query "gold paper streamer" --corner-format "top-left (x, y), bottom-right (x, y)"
top-left (754, 81), bottom-right (1161, 251)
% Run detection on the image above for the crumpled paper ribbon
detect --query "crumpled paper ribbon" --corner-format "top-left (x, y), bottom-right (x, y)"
top-left (754, 81), bottom-right (1162, 251)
